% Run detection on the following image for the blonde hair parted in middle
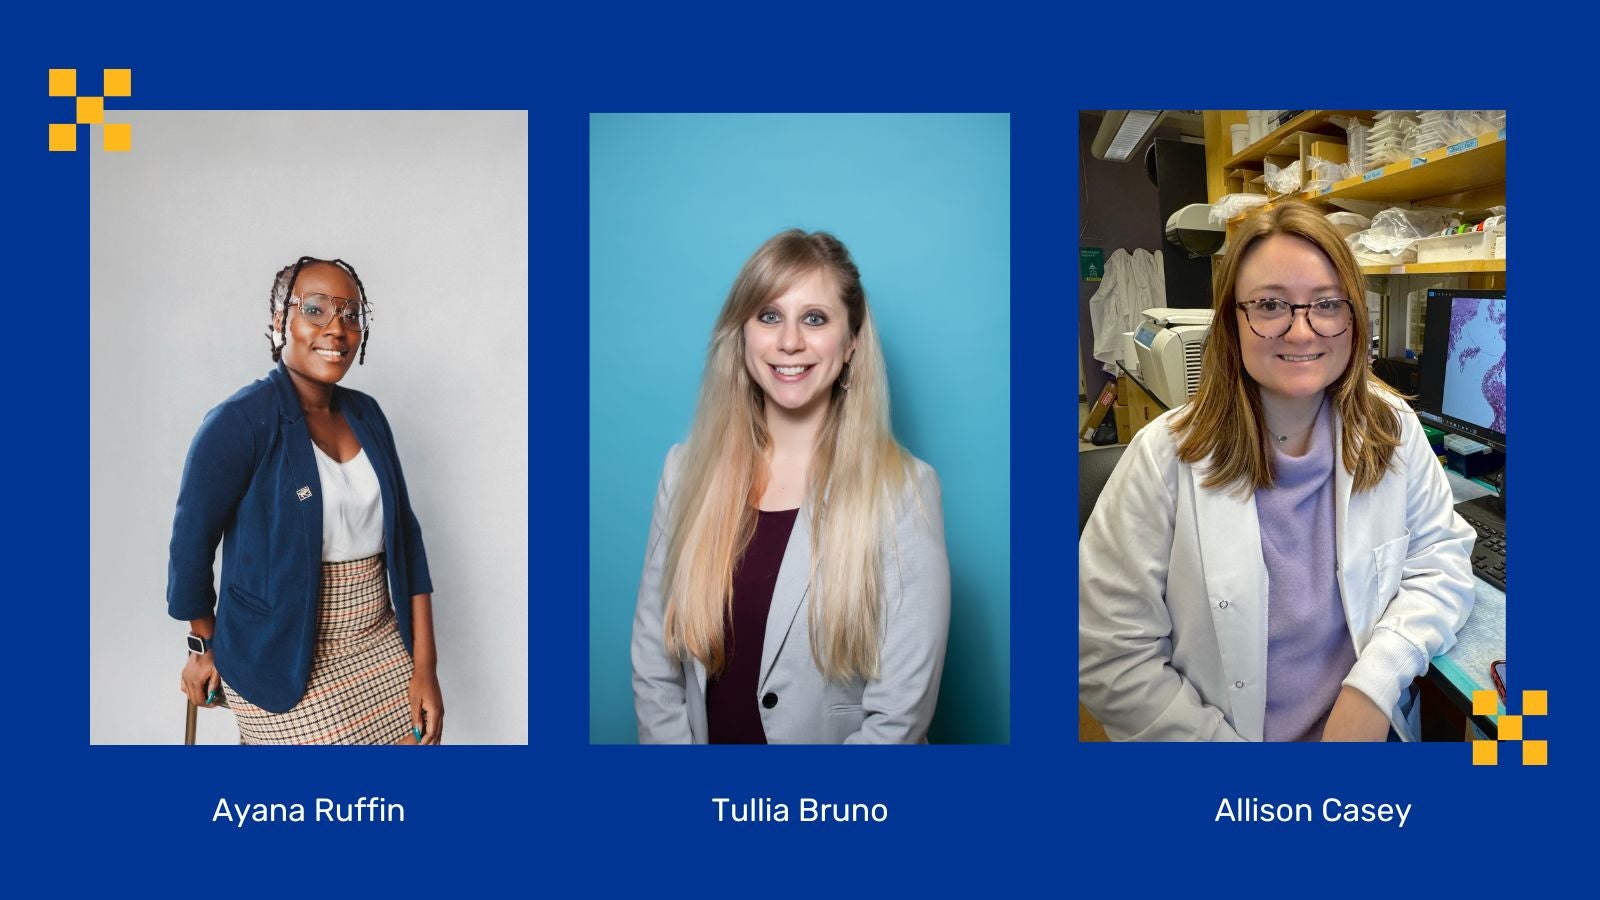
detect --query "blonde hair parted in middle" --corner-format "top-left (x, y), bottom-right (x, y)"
top-left (1170, 199), bottom-right (1402, 494)
top-left (662, 229), bottom-right (909, 682)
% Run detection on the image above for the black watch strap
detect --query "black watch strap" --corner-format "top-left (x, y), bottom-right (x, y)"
top-left (187, 633), bottom-right (212, 654)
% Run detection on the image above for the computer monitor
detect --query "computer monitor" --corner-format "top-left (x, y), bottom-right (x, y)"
top-left (1415, 288), bottom-right (1507, 452)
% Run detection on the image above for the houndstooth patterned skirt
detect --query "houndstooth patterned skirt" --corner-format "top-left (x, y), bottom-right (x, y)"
top-left (222, 554), bottom-right (414, 745)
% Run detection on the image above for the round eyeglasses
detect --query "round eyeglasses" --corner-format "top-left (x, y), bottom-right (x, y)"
top-left (1236, 298), bottom-right (1352, 339)
top-left (288, 293), bottom-right (371, 332)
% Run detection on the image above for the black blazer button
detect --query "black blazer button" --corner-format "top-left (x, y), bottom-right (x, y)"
top-left (762, 692), bottom-right (778, 709)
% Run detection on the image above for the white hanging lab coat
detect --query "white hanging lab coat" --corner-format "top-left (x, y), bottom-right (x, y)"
top-left (1079, 393), bottom-right (1476, 741)
top-left (1089, 248), bottom-right (1165, 375)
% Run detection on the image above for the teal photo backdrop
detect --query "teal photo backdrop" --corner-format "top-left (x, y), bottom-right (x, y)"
top-left (589, 114), bottom-right (1010, 743)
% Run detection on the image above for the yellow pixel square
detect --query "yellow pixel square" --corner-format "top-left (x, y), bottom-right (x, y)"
top-left (104, 123), bottom-right (131, 152)
top-left (1523, 690), bottom-right (1548, 716)
top-left (1523, 740), bottom-right (1548, 766)
top-left (49, 68), bottom-right (77, 97)
top-left (49, 123), bottom-right (77, 152)
top-left (77, 96), bottom-right (104, 125)
top-left (1472, 740), bottom-right (1498, 766)
top-left (103, 68), bottom-right (131, 97)
top-left (1472, 689), bottom-right (1499, 716)
top-left (1498, 715), bottom-right (1522, 741)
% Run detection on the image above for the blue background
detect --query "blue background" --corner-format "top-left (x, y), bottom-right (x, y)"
top-left (588, 113), bottom-right (1010, 744)
top-left (10, 6), bottom-right (1585, 895)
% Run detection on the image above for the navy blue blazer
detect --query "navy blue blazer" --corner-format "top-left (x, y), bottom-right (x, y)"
top-left (167, 363), bottom-right (432, 713)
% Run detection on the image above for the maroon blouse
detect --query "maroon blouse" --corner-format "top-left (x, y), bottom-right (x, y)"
top-left (706, 507), bottom-right (799, 744)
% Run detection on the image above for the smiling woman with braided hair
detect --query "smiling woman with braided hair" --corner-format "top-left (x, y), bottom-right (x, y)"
top-left (167, 256), bottom-right (443, 745)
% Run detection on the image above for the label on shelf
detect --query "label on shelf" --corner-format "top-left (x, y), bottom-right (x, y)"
top-left (1320, 185), bottom-right (1332, 195)
top-left (1390, 266), bottom-right (1406, 275)
top-left (1364, 168), bottom-right (1385, 182)
top-left (1498, 126), bottom-right (1506, 140)
top-left (1411, 157), bottom-right (1427, 167)
top-left (1447, 137), bottom-right (1479, 155)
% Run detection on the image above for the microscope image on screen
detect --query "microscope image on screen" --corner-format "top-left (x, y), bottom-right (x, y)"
top-left (1442, 296), bottom-right (1507, 436)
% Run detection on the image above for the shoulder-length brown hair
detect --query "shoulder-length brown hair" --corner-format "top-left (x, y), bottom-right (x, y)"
top-left (1170, 200), bottom-right (1401, 494)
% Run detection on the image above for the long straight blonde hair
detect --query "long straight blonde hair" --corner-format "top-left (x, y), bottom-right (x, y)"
top-left (1171, 200), bottom-right (1401, 494)
top-left (662, 230), bottom-right (909, 682)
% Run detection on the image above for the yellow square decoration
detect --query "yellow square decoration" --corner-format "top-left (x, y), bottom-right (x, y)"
top-left (1523, 690), bottom-right (1548, 716)
top-left (49, 68), bottom-right (77, 97)
top-left (49, 123), bottom-right (77, 152)
top-left (104, 123), bottom-right (131, 152)
top-left (1523, 740), bottom-right (1548, 766)
top-left (103, 68), bottom-right (131, 97)
top-left (1473, 740), bottom-right (1498, 766)
top-left (77, 96), bottom-right (104, 125)
top-left (1472, 689), bottom-right (1499, 717)
top-left (1498, 715), bottom-right (1522, 741)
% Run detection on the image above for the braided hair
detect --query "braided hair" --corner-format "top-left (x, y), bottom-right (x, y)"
top-left (266, 256), bottom-right (372, 364)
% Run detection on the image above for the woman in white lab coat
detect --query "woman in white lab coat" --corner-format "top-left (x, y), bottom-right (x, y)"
top-left (1079, 200), bottom-right (1475, 742)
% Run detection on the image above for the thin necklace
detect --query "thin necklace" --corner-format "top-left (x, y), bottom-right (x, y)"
top-left (1267, 394), bottom-right (1326, 445)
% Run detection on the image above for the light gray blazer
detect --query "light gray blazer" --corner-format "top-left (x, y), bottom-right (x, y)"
top-left (631, 444), bottom-right (951, 744)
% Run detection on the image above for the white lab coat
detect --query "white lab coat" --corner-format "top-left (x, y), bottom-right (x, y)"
top-left (1089, 248), bottom-right (1165, 375)
top-left (1079, 392), bottom-right (1475, 741)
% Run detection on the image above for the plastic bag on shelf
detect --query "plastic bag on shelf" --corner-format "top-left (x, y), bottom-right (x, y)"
top-left (1303, 155), bottom-right (1348, 194)
top-left (1264, 159), bottom-right (1302, 194)
top-left (1345, 230), bottom-right (1416, 265)
top-left (1324, 211), bottom-right (1371, 238)
top-left (1355, 207), bottom-right (1460, 254)
top-left (1209, 193), bottom-right (1270, 225)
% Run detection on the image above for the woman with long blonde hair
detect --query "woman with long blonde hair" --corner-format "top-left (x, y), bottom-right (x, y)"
top-left (631, 229), bottom-right (950, 743)
top-left (1079, 201), bottom-right (1475, 742)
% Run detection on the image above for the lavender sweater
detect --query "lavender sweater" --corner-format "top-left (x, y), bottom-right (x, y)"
top-left (1257, 401), bottom-right (1356, 742)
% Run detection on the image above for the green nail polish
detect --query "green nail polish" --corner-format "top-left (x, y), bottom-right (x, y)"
top-left (413, 726), bottom-right (423, 741)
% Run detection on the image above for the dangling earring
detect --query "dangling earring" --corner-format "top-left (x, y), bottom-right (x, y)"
top-left (838, 362), bottom-right (852, 391)
top-left (272, 329), bottom-right (285, 350)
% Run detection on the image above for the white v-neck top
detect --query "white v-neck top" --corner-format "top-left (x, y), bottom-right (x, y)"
top-left (312, 443), bottom-right (385, 562)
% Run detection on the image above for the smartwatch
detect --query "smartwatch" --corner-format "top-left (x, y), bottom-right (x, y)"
top-left (186, 633), bottom-right (212, 655)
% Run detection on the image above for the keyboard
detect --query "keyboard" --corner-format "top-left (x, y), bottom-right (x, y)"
top-left (1456, 501), bottom-right (1505, 592)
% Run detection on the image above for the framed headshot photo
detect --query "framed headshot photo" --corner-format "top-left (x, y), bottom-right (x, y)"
top-left (1076, 109), bottom-right (1506, 743)
top-left (89, 110), bottom-right (530, 745)
top-left (589, 113), bottom-right (1011, 745)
